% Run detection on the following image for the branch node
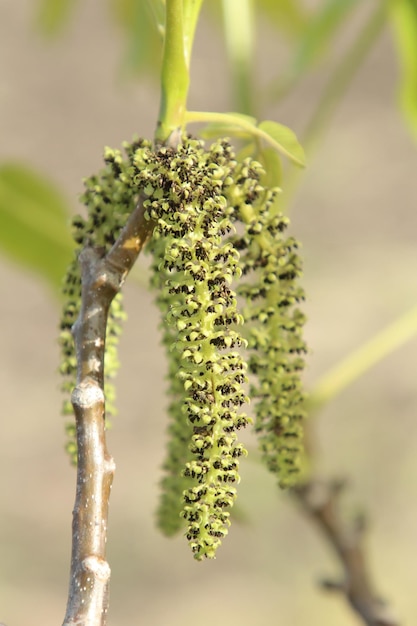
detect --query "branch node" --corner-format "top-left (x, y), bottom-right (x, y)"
top-left (82, 556), bottom-right (111, 582)
top-left (71, 380), bottom-right (105, 409)
top-left (104, 457), bottom-right (116, 474)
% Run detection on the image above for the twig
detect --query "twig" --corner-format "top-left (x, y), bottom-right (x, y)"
top-left (292, 477), bottom-right (400, 626)
top-left (63, 197), bottom-right (151, 626)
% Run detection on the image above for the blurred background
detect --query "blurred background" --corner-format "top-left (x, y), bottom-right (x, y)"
top-left (0, 1), bottom-right (416, 624)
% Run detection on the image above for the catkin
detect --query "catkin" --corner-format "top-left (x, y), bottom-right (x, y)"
top-left (225, 158), bottom-right (307, 487)
top-left (138, 138), bottom-right (250, 559)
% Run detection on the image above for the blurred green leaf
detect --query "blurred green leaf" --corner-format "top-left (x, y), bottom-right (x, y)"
top-left (257, 146), bottom-right (282, 188)
top-left (35, 0), bottom-right (79, 36)
top-left (145, 0), bottom-right (165, 34)
top-left (258, 120), bottom-right (305, 167)
top-left (109, 0), bottom-right (163, 75)
top-left (271, 0), bottom-right (361, 98)
top-left (293, 0), bottom-right (359, 71)
top-left (192, 111), bottom-right (305, 166)
top-left (236, 142), bottom-right (282, 187)
top-left (235, 141), bottom-right (257, 162)
top-left (208, 0), bottom-right (306, 37)
top-left (302, 2), bottom-right (386, 155)
top-left (221, 0), bottom-right (255, 115)
top-left (389, 0), bottom-right (417, 142)
top-left (0, 163), bottom-right (74, 291)
top-left (257, 0), bottom-right (307, 36)
top-left (199, 113), bottom-right (257, 139)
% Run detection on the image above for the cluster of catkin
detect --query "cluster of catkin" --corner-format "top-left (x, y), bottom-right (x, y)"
top-left (60, 137), bottom-right (306, 559)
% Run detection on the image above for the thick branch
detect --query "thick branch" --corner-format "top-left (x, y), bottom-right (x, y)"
top-left (63, 197), bottom-right (152, 626)
top-left (293, 478), bottom-right (400, 626)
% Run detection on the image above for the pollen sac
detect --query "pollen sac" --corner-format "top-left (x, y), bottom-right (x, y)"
top-left (143, 138), bottom-right (250, 559)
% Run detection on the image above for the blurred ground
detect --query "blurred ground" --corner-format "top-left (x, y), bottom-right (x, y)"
top-left (0, 2), bottom-right (417, 625)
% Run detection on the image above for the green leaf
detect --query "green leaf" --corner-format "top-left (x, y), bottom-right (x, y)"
top-left (258, 121), bottom-right (305, 167)
top-left (0, 163), bottom-right (74, 292)
top-left (271, 0), bottom-right (361, 98)
top-left (208, 0), bottom-right (306, 38)
top-left (293, 0), bottom-right (360, 73)
top-left (188, 111), bottom-right (305, 166)
top-left (257, 147), bottom-right (282, 188)
top-left (235, 141), bottom-right (257, 162)
top-left (183, 0), bottom-right (204, 64)
top-left (144, 0), bottom-right (165, 34)
top-left (35, 0), bottom-right (79, 36)
top-left (200, 113), bottom-right (257, 139)
top-left (221, 0), bottom-right (256, 114)
top-left (389, 0), bottom-right (417, 142)
top-left (108, 0), bottom-right (163, 75)
top-left (257, 0), bottom-right (307, 36)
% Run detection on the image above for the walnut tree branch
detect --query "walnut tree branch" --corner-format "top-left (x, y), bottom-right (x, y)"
top-left (63, 197), bottom-right (152, 626)
top-left (292, 473), bottom-right (400, 626)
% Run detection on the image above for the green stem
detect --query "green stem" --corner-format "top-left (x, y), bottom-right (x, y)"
top-left (156, 0), bottom-right (188, 143)
top-left (156, 0), bottom-right (204, 144)
top-left (309, 302), bottom-right (417, 412)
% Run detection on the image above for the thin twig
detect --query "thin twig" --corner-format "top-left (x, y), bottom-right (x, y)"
top-left (63, 197), bottom-right (152, 626)
top-left (292, 476), bottom-right (400, 626)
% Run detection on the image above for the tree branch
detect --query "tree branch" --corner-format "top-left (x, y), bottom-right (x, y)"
top-left (63, 197), bottom-right (152, 626)
top-left (292, 477), bottom-right (400, 626)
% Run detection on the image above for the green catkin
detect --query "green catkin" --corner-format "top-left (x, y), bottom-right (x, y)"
top-left (225, 158), bottom-right (307, 487)
top-left (151, 235), bottom-right (196, 536)
top-left (138, 138), bottom-right (250, 559)
top-left (59, 133), bottom-right (307, 556)
top-left (59, 142), bottom-right (145, 462)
